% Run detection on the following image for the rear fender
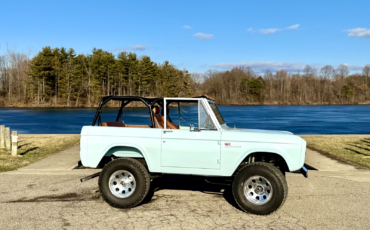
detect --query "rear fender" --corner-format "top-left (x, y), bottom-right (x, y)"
top-left (83, 143), bottom-right (152, 172)
top-left (104, 146), bottom-right (144, 158)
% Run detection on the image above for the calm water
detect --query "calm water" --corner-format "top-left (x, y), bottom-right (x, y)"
top-left (0, 105), bottom-right (369, 134)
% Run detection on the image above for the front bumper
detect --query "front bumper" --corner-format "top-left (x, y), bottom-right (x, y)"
top-left (300, 166), bottom-right (308, 178)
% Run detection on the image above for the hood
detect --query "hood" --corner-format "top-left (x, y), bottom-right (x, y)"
top-left (221, 126), bottom-right (293, 135)
top-left (221, 126), bottom-right (302, 145)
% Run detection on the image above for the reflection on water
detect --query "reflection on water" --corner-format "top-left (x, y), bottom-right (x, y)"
top-left (0, 105), bottom-right (370, 134)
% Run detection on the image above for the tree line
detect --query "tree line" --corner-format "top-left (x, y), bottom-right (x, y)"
top-left (194, 64), bottom-right (370, 105)
top-left (1, 46), bottom-right (370, 106)
top-left (0, 46), bottom-right (192, 106)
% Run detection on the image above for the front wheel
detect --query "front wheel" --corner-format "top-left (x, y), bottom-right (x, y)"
top-left (232, 162), bottom-right (288, 215)
top-left (99, 158), bottom-right (150, 209)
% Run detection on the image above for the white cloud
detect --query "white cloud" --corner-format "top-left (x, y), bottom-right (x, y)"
top-left (130, 45), bottom-right (147, 50)
top-left (259, 28), bottom-right (278, 34)
top-left (193, 33), bottom-right (214, 39)
top-left (191, 72), bottom-right (207, 83)
top-left (346, 64), bottom-right (365, 72)
top-left (286, 24), bottom-right (300, 30)
top-left (212, 61), bottom-right (305, 73)
top-left (110, 45), bottom-right (147, 52)
top-left (183, 25), bottom-right (192, 29)
top-left (255, 24), bottom-right (299, 35)
top-left (348, 28), bottom-right (370, 37)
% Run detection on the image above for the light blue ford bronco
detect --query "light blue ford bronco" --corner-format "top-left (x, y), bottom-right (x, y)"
top-left (80, 95), bottom-right (307, 215)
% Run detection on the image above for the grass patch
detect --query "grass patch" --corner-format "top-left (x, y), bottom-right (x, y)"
top-left (301, 135), bottom-right (370, 169)
top-left (0, 135), bottom-right (80, 172)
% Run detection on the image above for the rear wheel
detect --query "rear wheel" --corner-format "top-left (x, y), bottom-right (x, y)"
top-left (232, 162), bottom-right (288, 215)
top-left (99, 158), bottom-right (150, 208)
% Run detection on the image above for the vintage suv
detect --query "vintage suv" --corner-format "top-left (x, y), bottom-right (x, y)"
top-left (80, 95), bottom-right (307, 215)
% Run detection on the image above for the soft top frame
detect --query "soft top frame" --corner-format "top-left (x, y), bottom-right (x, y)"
top-left (92, 95), bottom-right (213, 126)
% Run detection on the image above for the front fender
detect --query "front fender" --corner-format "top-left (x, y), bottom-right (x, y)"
top-left (221, 143), bottom-right (302, 176)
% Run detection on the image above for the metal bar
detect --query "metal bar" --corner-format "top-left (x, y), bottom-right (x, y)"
top-left (92, 100), bottom-right (104, 126)
top-left (178, 102), bottom-right (181, 127)
top-left (115, 100), bottom-right (130, 122)
top-left (164, 98), bottom-right (167, 129)
top-left (80, 172), bottom-right (101, 182)
top-left (198, 101), bottom-right (200, 129)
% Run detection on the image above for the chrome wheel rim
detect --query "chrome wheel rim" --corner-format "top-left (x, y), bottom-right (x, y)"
top-left (109, 170), bottom-right (136, 198)
top-left (244, 175), bottom-right (273, 205)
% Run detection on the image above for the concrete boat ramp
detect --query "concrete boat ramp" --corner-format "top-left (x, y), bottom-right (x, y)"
top-left (2, 145), bottom-right (370, 229)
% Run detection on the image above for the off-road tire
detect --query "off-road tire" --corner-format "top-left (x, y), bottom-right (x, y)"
top-left (99, 158), bottom-right (150, 209)
top-left (232, 162), bottom-right (288, 215)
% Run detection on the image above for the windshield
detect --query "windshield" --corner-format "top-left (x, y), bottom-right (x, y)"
top-left (208, 100), bottom-right (225, 125)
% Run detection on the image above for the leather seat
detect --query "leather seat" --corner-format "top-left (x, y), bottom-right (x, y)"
top-left (152, 106), bottom-right (164, 128)
top-left (161, 107), bottom-right (179, 129)
top-left (125, 125), bottom-right (150, 128)
top-left (101, 121), bottom-right (150, 128)
top-left (101, 121), bottom-right (125, 127)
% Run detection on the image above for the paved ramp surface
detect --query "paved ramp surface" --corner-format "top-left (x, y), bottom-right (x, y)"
top-left (304, 148), bottom-right (357, 171)
top-left (1, 145), bottom-right (370, 229)
top-left (1, 170), bottom-right (370, 229)
top-left (19, 145), bottom-right (80, 170)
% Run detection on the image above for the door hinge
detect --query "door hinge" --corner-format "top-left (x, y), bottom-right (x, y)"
top-left (218, 141), bottom-right (221, 145)
top-left (217, 159), bottom-right (220, 164)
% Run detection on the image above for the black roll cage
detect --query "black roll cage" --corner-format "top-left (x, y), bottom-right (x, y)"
top-left (92, 95), bottom-right (214, 127)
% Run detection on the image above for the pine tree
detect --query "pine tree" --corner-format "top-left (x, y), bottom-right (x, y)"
top-left (27, 46), bottom-right (55, 104)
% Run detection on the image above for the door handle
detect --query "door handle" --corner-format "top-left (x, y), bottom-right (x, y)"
top-left (163, 130), bottom-right (173, 134)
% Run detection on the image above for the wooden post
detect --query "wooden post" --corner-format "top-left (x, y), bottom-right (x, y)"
top-left (5, 127), bottom-right (11, 151)
top-left (0, 125), bottom-right (5, 148)
top-left (12, 131), bottom-right (18, 156)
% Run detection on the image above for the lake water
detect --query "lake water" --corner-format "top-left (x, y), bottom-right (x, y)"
top-left (0, 105), bottom-right (370, 134)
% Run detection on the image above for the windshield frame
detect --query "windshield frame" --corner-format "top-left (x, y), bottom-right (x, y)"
top-left (163, 98), bottom-right (222, 131)
top-left (207, 100), bottom-right (225, 125)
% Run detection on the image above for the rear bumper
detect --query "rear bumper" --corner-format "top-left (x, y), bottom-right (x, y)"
top-left (300, 166), bottom-right (308, 178)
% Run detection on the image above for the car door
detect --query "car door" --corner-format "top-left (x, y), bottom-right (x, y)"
top-left (161, 99), bottom-right (221, 170)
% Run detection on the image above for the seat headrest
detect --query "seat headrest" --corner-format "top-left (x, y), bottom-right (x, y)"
top-left (152, 106), bottom-right (160, 114)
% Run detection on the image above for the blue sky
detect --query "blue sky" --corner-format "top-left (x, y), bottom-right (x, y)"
top-left (1, 0), bottom-right (369, 74)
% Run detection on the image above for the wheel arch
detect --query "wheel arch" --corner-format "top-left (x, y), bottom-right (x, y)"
top-left (231, 151), bottom-right (291, 176)
top-left (97, 144), bottom-right (152, 171)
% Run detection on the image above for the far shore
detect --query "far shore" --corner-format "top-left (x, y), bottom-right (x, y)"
top-left (2, 101), bottom-right (370, 108)
top-left (17, 134), bottom-right (370, 136)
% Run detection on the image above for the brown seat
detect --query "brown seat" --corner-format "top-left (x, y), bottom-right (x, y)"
top-left (152, 106), bottom-right (164, 129)
top-left (167, 121), bottom-right (179, 129)
top-left (161, 107), bottom-right (179, 129)
top-left (101, 121), bottom-right (125, 127)
top-left (125, 125), bottom-right (150, 128)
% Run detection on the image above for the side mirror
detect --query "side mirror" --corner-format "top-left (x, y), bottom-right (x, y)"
top-left (190, 124), bottom-right (200, 132)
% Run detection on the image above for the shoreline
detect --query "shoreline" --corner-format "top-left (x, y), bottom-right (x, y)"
top-left (16, 134), bottom-right (370, 136)
top-left (2, 103), bottom-right (370, 109)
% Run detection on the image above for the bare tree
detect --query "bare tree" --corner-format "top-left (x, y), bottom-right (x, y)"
top-left (363, 65), bottom-right (370, 86)
top-left (337, 64), bottom-right (349, 79)
top-left (320, 65), bottom-right (335, 79)
top-left (303, 65), bottom-right (314, 76)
